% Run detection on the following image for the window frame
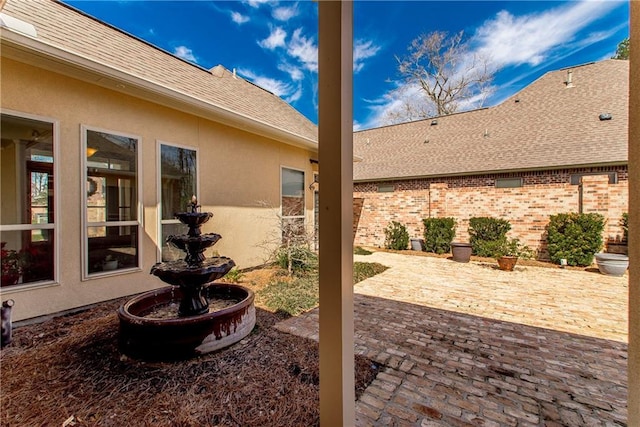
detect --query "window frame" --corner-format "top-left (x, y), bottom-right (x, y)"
top-left (495, 177), bottom-right (523, 188)
top-left (280, 166), bottom-right (306, 221)
top-left (156, 140), bottom-right (199, 262)
top-left (81, 124), bottom-right (143, 280)
top-left (0, 109), bottom-right (60, 290)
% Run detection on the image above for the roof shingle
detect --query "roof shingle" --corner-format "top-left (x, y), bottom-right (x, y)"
top-left (354, 60), bottom-right (629, 181)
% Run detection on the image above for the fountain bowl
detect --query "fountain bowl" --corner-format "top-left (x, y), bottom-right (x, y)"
top-left (118, 283), bottom-right (255, 361)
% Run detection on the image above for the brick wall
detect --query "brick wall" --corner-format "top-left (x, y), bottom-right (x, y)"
top-left (353, 166), bottom-right (628, 259)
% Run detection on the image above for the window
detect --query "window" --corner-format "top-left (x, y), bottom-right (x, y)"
top-left (83, 127), bottom-right (140, 276)
top-left (1, 113), bottom-right (56, 287)
top-left (378, 183), bottom-right (394, 193)
top-left (158, 143), bottom-right (197, 261)
top-left (496, 178), bottom-right (523, 188)
top-left (281, 167), bottom-right (305, 241)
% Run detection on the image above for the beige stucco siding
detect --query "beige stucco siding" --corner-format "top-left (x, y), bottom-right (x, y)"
top-left (1, 58), bottom-right (316, 321)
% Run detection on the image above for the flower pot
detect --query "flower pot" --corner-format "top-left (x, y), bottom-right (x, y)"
top-left (497, 256), bottom-right (518, 271)
top-left (450, 242), bottom-right (472, 263)
top-left (594, 253), bottom-right (628, 276)
top-left (1, 273), bottom-right (20, 287)
top-left (410, 238), bottom-right (424, 251)
top-left (102, 260), bottom-right (118, 271)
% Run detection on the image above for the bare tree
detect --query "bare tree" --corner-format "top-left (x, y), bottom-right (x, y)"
top-left (386, 31), bottom-right (496, 124)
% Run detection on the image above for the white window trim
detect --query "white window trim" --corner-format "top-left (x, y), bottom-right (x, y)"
top-left (0, 109), bottom-right (60, 291)
top-left (156, 140), bottom-right (199, 262)
top-left (280, 165), bottom-right (306, 221)
top-left (81, 124), bottom-right (143, 280)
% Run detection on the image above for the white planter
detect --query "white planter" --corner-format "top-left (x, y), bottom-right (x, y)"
top-left (102, 260), bottom-right (118, 271)
top-left (594, 253), bottom-right (628, 277)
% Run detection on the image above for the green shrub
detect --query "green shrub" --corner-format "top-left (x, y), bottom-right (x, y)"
top-left (547, 213), bottom-right (605, 266)
top-left (468, 217), bottom-right (511, 257)
top-left (223, 267), bottom-right (244, 283)
top-left (384, 221), bottom-right (409, 250)
top-left (354, 246), bottom-right (373, 255)
top-left (495, 238), bottom-right (534, 259)
top-left (621, 212), bottom-right (629, 242)
top-left (422, 217), bottom-right (456, 254)
top-left (275, 244), bottom-right (318, 275)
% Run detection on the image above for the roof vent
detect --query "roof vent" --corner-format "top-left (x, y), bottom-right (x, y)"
top-left (0, 13), bottom-right (38, 38)
top-left (565, 70), bottom-right (574, 88)
top-left (431, 119), bottom-right (438, 126)
top-left (599, 113), bottom-right (612, 121)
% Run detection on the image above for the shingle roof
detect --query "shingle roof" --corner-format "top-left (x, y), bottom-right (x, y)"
top-left (354, 60), bottom-right (629, 181)
top-left (1, 0), bottom-right (318, 144)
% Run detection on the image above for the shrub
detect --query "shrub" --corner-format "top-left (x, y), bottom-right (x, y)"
top-left (495, 238), bottom-right (534, 259)
top-left (422, 217), bottom-right (456, 254)
top-left (384, 221), bottom-right (409, 250)
top-left (222, 267), bottom-right (244, 283)
top-left (468, 217), bottom-right (511, 257)
top-left (275, 244), bottom-right (318, 275)
top-left (354, 246), bottom-right (373, 255)
top-left (621, 213), bottom-right (629, 242)
top-left (547, 213), bottom-right (605, 266)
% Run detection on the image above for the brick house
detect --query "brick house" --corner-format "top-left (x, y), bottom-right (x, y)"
top-left (353, 60), bottom-right (629, 258)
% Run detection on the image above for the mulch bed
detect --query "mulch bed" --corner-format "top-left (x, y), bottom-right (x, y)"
top-left (1, 297), bottom-right (378, 426)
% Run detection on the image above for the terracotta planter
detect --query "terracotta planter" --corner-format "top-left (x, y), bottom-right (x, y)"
top-left (451, 242), bottom-right (472, 263)
top-left (497, 256), bottom-right (518, 271)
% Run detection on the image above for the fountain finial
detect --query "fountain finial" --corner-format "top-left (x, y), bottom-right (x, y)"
top-left (190, 195), bottom-right (199, 213)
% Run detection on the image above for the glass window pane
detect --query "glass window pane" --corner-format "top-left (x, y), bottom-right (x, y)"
top-left (1, 115), bottom-right (54, 225)
top-left (1, 229), bottom-right (54, 287)
top-left (161, 222), bottom-right (188, 262)
top-left (282, 168), bottom-right (304, 217)
top-left (86, 130), bottom-right (137, 222)
top-left (87, 225), bottom-right (138, 274)
top-left (160, 145), bottom-right (197, 220)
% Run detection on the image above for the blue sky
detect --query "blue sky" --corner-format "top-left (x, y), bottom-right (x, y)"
top-left (64, 1), bottom-right (628, 130)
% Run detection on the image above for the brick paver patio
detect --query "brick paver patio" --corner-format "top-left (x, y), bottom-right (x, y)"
top-left (275, 251), bottom-right (628, 426)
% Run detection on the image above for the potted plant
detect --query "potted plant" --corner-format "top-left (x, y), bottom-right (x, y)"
top-left (495, 238), bottom-right (533, 271)
top-left (102, 255), bottom-right (118, 271)
top-left (1, 242), bottom-right (25, 286)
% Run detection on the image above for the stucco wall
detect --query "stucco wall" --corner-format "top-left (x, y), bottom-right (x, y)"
top-left (0, 58), bottom-right (316, 321)
top-left (353, 167), bottom-right (628, 259)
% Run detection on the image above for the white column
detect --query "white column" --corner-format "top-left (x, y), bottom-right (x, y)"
top-left (318, 1), bottom-right (355, 426)
top-left (628, 1), bottom-right (639, 423)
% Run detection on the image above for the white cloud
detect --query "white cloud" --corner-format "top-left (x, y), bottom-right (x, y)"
top-left (362, 0), bottom-right (623, 130)
top-left (238, 68), bottom-right (297, 99)
top-left (273, 5), bottom-right (298, 21)
top-left (278, 62), bottom-right (304, 81)
top-left (259, 26), bottom-right (287, 50)
top-left (231, 11), bottom-right (249, 25)
top-left (173, 46), bottom-right (196, 62)
top-left (287, 28), bottom-right (318, 72)
top-left (246, 0), bottom-right (269, 8)
top-left (353, 39), bottom-right (381, 73)
top-left (473, 1), bottom-right (620, 68)
top-left (285, 85), bottom-right (303, 103)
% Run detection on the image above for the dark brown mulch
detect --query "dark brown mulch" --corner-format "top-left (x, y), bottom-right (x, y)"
top-left (0, 298), bottom-right (379, 427)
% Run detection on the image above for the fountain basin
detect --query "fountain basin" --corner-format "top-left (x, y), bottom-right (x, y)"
top-left (118, 283), bottom-right (255, 360)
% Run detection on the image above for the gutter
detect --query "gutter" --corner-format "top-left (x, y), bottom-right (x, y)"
top-left (0, 25), bottom-right (318, 152)
top-left (353, 161), bottom-right (629, 183)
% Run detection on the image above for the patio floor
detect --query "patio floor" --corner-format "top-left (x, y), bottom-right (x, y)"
top-left (275, 251), bottom-right (628, 426)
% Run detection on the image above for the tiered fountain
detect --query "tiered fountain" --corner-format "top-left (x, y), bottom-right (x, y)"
top-left (118, 197), bottom-right (255, 360)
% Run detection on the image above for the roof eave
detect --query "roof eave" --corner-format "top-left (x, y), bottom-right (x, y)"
top-left (0, 27), bottom-right (318, 152)
top-left (354, 161), bottom-right (628, 183)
